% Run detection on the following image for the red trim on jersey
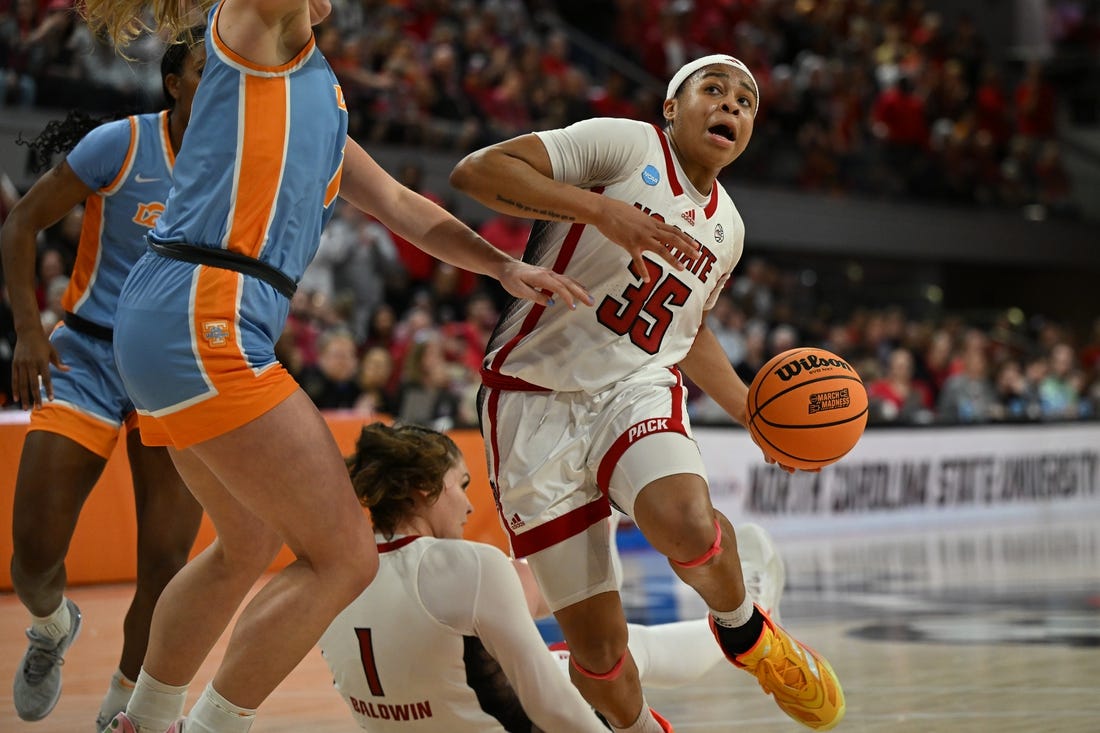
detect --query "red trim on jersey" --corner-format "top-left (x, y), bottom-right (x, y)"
top-left (509, 498), bottom-right (612, 559)
top-left (651, 123), bottom-right (721, 219)
top-left (703, 183), bottom-right (720, 219)
top-left (377, 535), bottom-right (421, 553)
top-left (485, 189), bottom-right (603, 378)
top-left (484, 386), bottom-right (611, 559)
top-left (595, 367), bottom-right (688, 491)
top-left (651, 124), bottom-right (683, 197)
top-left (480, 368), bottom-right (550, 392)
top-left (485, 386), bottom-right (509, 541)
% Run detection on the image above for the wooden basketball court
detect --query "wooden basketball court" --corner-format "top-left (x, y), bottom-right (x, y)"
top-left (3, 510), bottom-right (1099, 732)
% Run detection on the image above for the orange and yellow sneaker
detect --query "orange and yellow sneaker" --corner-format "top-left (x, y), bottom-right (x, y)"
top-left (650, 708), bottom-right (674, 732)
top-left (711, 608), bottom-right (845, 730)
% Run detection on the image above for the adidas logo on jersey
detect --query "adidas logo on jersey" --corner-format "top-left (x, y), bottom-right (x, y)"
top-left (509, 513), bottom-right (525, 529)
top-left (681, 209), bottom-right (696, 226)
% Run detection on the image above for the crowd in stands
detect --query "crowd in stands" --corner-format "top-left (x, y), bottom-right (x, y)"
top-left (2, 0), bottom-right (1099, 427)
top-left (4, 177), bottom-right (1098, 428)
top-left (3, 0), bottom-right (1098, 216)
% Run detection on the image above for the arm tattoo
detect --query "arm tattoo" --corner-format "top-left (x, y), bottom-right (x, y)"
top-left (495, 194), bottom-right (576, 221)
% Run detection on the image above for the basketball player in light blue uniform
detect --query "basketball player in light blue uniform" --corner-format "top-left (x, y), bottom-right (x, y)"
top-left (112, 0), bottom-right (351, 447)
top-left (89, 2), bottom-right (593, 732)
top-left (1, 32), bottom-right (205, 729)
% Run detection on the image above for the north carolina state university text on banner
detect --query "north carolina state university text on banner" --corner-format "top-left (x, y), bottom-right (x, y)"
top-left (697, 423), bottom-right (1100, 530)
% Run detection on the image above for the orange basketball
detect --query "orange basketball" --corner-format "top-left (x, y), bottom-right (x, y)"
top-left (747, 347), bottom-right (868, 470)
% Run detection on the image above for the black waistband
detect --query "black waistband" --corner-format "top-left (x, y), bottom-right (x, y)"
top-left (149, 241), bottom-right (297, 299)
top-left (63, 311), bottom-right (113, 342)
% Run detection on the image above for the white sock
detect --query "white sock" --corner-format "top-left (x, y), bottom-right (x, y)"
top-left (627, 618), bottom-right (725, 688)
top-left (128, 669), bottom-right (188, 733)
top-left (30, 598), bottom-right (71, 641)
top-left (710, 595), bottom-right (754, 628)
top-left (186, 683), bottom-right (256, 733)
top-left (98, 669), bottom-right (136, 725)
top-left (611, 701), bottom-right (663, 733)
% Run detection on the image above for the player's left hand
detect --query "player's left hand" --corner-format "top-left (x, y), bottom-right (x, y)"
top-left (748, 429), bottom-right (820, 474)
top-left (497, 261), bottom-right (594, 309)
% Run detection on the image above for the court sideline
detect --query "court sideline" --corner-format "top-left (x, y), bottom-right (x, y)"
top-left (2, 510), bottom-right (1098, 732)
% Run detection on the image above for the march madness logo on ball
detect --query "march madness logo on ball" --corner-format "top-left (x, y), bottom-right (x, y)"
top-left (808, 388), bottom-right (851, 414)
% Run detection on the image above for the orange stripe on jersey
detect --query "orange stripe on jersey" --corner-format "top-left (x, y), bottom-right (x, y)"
top-left (29, 402), bottom-right (121, 459)
top-left (160, 110), bottom-right (175, 168)
top-left (102, 117), bottom-right (138, 195)
top-left (62, 195), bottom-right (105, 313)
top-left (149, 266), bottom-right (298, 448)
top-left (227, 75), bottom-right (288, 258)
top-left (324, 153), bottom-right (344, 208)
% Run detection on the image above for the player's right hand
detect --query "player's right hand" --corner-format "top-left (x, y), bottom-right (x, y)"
top-left (594, 199), bottom-right (700, 282)
top-left (10, 331), bottom-right (67, 409)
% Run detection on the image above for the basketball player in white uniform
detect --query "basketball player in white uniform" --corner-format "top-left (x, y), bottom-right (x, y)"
top-left (321, 425), bottom-right (787, 731)
top-left (451, 55), bottom-right (845, 732)
top-left (319, 423), bottom-right (608, 732)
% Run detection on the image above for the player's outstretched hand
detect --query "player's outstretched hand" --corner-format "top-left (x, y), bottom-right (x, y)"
top-left (594, 198), bottom-right (700, 282)
top-left (498, 261), bottom-right (594, 309)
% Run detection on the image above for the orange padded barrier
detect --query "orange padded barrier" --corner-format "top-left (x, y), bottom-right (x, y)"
top-left (0, 414), bottom-right (507, 591)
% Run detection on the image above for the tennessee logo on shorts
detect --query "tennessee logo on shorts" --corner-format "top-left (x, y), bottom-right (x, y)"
top-left (202, 320), bottom-right (231, 348)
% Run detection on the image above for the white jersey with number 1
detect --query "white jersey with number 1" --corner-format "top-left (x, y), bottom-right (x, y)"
top-left (481, 117), bottom-right (746, 395)
top-left (318, 535), bottom-right (606, 732)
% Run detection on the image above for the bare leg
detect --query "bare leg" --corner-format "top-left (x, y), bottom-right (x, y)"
top-left (139, 450), bottom-right (283, 687)
top-left (553, 591), bottom-right (646, 728)
top-left (120, 433), bottom-right (203, 680)
top-left (10, 432), bottom-right (105, 615)
top-left (631, 473), bottom-right (745, 612)
top-left (143, 391), bottom-right (377, 708)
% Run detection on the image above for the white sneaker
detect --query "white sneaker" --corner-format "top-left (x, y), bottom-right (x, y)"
top-left (13, 599), bottom-right (82, 721)
top-left (736, 523), bottom-right (785, 623)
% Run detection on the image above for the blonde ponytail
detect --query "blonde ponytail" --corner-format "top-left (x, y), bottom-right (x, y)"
top-left (79, 0), bottom-right (215, 50)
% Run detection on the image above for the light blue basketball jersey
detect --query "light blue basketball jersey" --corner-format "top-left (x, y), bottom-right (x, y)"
top-left (63, 111), bottom-right (176, 328)
top-left (149, 1), bottom-right (348, 284)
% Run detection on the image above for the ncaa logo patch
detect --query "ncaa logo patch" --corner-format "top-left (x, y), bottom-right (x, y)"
top-left (714, 224), bottom-right (724, 243)
top-left (641, 165), bottom-right (660, 186)
top-left (202, 320), bottom-right (231, 348)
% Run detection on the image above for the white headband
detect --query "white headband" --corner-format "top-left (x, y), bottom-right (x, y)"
top-left (665, 54), bottom-right (759, 108)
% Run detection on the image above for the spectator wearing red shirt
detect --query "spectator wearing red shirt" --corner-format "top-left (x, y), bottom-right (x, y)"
top-left (974, 62), bottom-right (1011, 147)
top-left (871, 74), bottom-right (929, 193)
top-left (867, 347), bottom-right (934, 423)
top-left (588, 69), bottom-right (641, 119)
top-left (477, 212), bottom-right (531, 259)
top-left (872, 75), bottom-right (928, 147)
top-left (441, 291), bottom-right (497, 374)
top-left (1014, 60), bottom-right (1057, 139)
top-left (388, 161), bottom-right (448, 287)
top-left (540, 30), bottom-right (572, 79)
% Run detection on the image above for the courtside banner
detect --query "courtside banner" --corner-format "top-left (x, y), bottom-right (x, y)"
top-left (697, 423), bottom-right (1100, 535)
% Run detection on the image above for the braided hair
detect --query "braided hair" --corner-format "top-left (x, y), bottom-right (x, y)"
top-left (16, 25), bottom-right (204, 173)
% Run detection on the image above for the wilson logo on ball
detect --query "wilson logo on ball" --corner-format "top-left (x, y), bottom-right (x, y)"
top-left (773, 353), bottom-right (854, 381)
